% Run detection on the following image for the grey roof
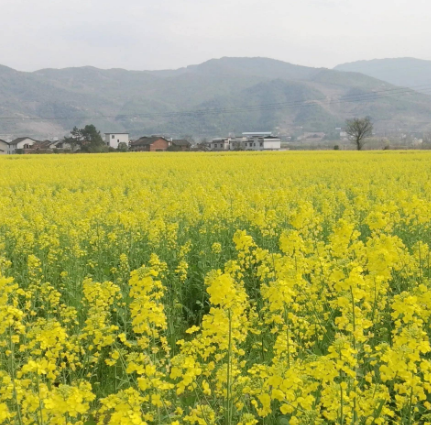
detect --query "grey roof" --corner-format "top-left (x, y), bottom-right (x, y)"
top-left (104, 132), bottom-right (129, 135)
top-left (171, 139), bottom-right (191, 146)
top-left (0, 139), bottom-right (9, 145)
top-left (10, 137), bottom-right (38, 145)
top-left (131, 136), bottom-right (168, 146)
top-left (33, 140), bottom-right (55, 148)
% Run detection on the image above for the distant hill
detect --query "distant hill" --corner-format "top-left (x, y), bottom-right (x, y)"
top-left (334, 58), bottom-right (431, 94)
top-left (1, 57), bottom-right (431, 139)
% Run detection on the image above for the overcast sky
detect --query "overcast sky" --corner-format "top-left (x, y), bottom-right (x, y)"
top-left (2, 0), bottom-right (431, 72)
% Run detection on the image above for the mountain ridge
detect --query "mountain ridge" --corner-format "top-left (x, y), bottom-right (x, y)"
top-left (1, 57), bottom-right (431, 139)
top-left (334, 58), bottom-right (431, 94)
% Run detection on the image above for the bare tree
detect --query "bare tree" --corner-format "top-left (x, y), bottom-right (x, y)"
top-left (345, 117), bottom-right (373, 150)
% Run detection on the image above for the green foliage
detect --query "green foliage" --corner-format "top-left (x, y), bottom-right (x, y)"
top-left (64, 124), bottom-right (106, 152)
top-left (117, 142), bottom-right (128, 152)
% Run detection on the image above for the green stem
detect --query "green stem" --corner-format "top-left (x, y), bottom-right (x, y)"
top-left (350, 286), bottom-right (357, 424)
top-left (226, 308), bottom-right (232, 425)
top-left (283, 305), bottom-right (291, 368)
top-left (8, 327), bottom-right (24, 425)
top-left (340, 382), bottom-right (344, 425)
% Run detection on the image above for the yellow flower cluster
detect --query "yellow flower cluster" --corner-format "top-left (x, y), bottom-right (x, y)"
top-left (1, 151), bottom-right (431, 424)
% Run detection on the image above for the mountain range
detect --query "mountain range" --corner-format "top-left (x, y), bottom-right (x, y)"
top-left (334, 58), bottom-right (431, 94)
top-left (1, 57), bottom-right (431, 139)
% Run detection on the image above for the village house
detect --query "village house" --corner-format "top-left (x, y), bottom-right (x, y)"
top-left (229, 137), bottom-right (248, 150)
top-left (0, 138), bottom-right (71, 154)
top-left (209, 133), bottom-right (281, 151)
top-left (130, 136), bottom-right (169, 152)
top-left (170, 139), bottom-right (191, 151)
top-left (31, 140), bottom-right (54, 152)
top-left (247, 135), bottom-right (281, 150)
top-left (30, 140), bottom-right (72, 153)
top-left (240, 132), bottom-right (281, 150)
top-left (104, 133), bottom-right (130, 150)
top-left (8, 137), bottom-right (37, 154)
top-left (209, 138), bottom-right (230, 150)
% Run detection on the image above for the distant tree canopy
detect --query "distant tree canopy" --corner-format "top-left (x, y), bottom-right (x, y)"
top-left (117, 142), bottom-right (129, 152)
top-left (64, 125), bottom-right (106, 152)
top-left (345, 117), bottom-right (374, 150)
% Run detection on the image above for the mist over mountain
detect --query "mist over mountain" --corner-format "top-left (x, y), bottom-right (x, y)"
top-left (334, 58), bottom-right (431, 94)
top-left (2, 57), bottom-right (431, 139)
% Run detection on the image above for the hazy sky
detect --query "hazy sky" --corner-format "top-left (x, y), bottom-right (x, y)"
top-left (2, 0), bottom-right (431, 72)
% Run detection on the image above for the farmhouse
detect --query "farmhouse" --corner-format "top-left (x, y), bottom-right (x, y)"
top-left (209, 133), bottom-right (281, 151)
top-left (170, 139), bottom-right (191, 151)
top-left (0, 138), bottom-right (70, 154)
top-left (240, 132), bottom-right (281, 150)
top-left (130, 136), bottom-right (169, 152)
top-left (248, 135), bottom-right (281, 151)
top-left (104, 133), bottom-right (130, 150)
top-left (31, 140), bottom-right (73, 152)
top-left (229, 137), bottom-right (248, 150)
top-left (9, 137), bottom-right (37, 154)
top-left (31, 140), bottom-right (54, 152)
top-left (209, 138), bottom-right (230, 150)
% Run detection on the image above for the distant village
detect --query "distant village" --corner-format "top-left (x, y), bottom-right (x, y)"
top-left (0, 132), bottom-right (282, 154)
top-left (1, 129), bottom-right (429, 154)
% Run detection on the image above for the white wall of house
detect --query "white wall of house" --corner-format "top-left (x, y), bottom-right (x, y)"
top-left (244, 139), bottom-right (256, 150)
top-left (229, 137), bottom-right (247, 150)
top-left (210, 139), bottom-right (230, 150)
top-left (105, 133), bottom-right (129, 149)
top-left (243, 137), bottom-right (281, 151)
top-left (262, 138), bottom-right (281, 150)
top-left (210, 135), bottom-right (281, 151)
top-left (9, 138), bottom-right (36, 153)
top-left (0, 140), bottom-right (9, 154)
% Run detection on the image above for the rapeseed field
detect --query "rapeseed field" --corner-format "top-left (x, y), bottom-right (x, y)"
top-left (2, 151), bottom-right (431, 424)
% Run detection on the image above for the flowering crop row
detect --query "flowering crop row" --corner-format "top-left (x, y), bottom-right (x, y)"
top-left (1, 151), bottom-right (431, 424)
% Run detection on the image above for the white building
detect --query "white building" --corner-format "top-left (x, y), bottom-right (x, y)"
top-left (256, 135), bottom-right (281, 150)
top-left (210, 133), bottom-right (281, 151)
top-left (229, 137), bottom-right (248, 150)
top-left (104, 133), bottom-right (130, 150)
top-left (210, 138), bottom-right (230, 150)
top-left (8, 137), bottom-right (37, 154)
top-left (241, 132), bottom-right (281, 150)
top-left (238, 135), bottom-right (281, 150)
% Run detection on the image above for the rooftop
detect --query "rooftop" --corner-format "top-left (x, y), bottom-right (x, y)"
top-left (171, 139), bottom-right (191, 146)
top-left (242, 132), bottom-right (272, 136)
top-left (131, 136), bottom-right (168, 146)
top-left (10, 137), bottom-right (38, 145)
